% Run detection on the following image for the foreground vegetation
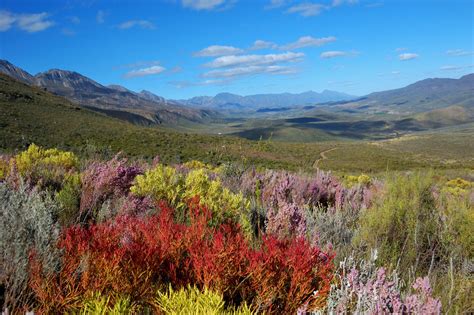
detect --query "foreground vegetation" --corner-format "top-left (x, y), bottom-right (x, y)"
top-left (1, 144), bottom-right (472, 313)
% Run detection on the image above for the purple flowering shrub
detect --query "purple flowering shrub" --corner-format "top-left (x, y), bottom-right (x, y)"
top-left (324, 255), bottom-right (441, 314)
top-left (79, 155), bottom-right (142, 222)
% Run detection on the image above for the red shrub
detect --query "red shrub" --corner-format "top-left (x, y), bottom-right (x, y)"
top-left (29, 197), bottom-right (334, 313)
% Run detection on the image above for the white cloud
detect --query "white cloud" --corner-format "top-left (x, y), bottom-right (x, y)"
top-left (118, 20), bottom-right (155, 30)
top-left (446, 49), bottom-right (473, 57)
top-left (181, 0), bottom-right (233, 10)
top-left (203, 65), bottom-right (297, 78)
top-left (16, 12), bottom-right (54, 33)
top-left (284, 0), bottom-right (357, 16)
top-left (280, 36), bottom-right (336, 50)
top-left (124, 65), bottom-right (166, 78)
top-left (265, 0), bottom-right (289, 9)
top-left (96, 10), bottom-right (105, 24)
top-left (395, 47), bottom-right (407, 52)
top-left (194, 45), bottom-right (244, 57)
top-left (399, 53), bottom-right (418, 61)
top-left (170, 78), bottom-right (230, 88)
top-left (320, 50), bottom-right (358, 58)
top-left (332, 0), bottom-right (358, 7)
top-left (320, 51), bottom-right (347, 58)
top-left (286, 3), bottom-right (326, 16)
top-left (440, 65), bottom-right (473, 71)
top-left (0, 11), bottom-right (54, 33)
top-left (0, 11), bottom-right (15, 31)
top-left (205, 52), bottom-right (304, 68)
top-left (249, 40), bottom-right (277, 50)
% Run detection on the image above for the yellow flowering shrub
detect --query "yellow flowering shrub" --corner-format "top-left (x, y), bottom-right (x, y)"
top-left (184, 169), bottom-right (250, 227)
top-left (130, 164), bottom-right (183, 205)
top-left (12, 144), bottom-right (78, 188)
top-left (345, 174), bottom-right (371, 188)
top-left (130, 165), bottom-right (250, 232)
top-left (0, 158), bottom-right (9, 180)
top-left (443, 178), bottom-right (472, 196)
top-left (154, 285), bottom-right (253, 315)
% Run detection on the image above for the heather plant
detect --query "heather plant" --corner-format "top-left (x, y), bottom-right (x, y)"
top-left (323, 254), bottom-right (441, 314)
top-left (0, 182), bottom-right (60, 312)
top-left (80, 155), bottom-right (142, 222)
top-left (154, 285), bottom-right (254, 315)
top-left (12, 144), bottom-right (78, 190)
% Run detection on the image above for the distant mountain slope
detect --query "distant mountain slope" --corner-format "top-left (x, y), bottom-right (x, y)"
top-left (179, 90), bottom-right (357, 110)
top-left (0, 60), bottom-right (213, 125)
top-left (334, 74), bottom-right (474, 114)
top-left (0, 60), bottom-right (35, 85)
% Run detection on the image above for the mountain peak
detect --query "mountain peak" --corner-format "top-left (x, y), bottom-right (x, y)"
top-left (0, 59), bottom-right (35, 84)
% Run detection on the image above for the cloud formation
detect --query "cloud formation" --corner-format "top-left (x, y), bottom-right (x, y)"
top-left (446, 49), bottom-right (472, 57)
top-left (181, 0), bottom-right (234, 10)
top-left (124, 65), bottom-right (166, 78)
top-left (280, 36), bottom-right (336, 50)
top-left (249, 40), bottom-right (277, 50)
top-left (286, 3), bottom-right (325, 16)
top-left (0, 11), bottom-right (55, 33)
top-left (283, 0), bottom-right (358, 17)
top-left (118, 20), bottom-right (155, 30)
top-left (399, 53), bottom-right (418, 61)
top-left (203, 65), bottom-right (297, 78)
top-left (205, 52), bottom-right (304, 68)
top-left (320, 51), bottom-right (347, 58)
top-left (194, 45), bottom-right (244, 57)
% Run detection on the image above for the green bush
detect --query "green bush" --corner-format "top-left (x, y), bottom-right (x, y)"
top-left (354, 172), bottom-right (440, 275)
top-left (55, 173), bottom-right (82, 225)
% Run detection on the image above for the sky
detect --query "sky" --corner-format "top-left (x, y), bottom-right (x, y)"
top-left (0, 0), bottom-right (473, 99)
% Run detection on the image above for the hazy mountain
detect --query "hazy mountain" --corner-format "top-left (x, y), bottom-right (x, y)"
top-left (139, 90), bottom-right (166, 103)
top-left (0, 60), bottom-right (35, 85)
top-left (332, 74), bottom-right (474, 114)
top-left (0, 60), bottom-right (213, 125)
top-left (179, 90), bottom-right (357, 110)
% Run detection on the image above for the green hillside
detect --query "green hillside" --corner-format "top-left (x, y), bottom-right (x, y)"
top-left (1, 73), bottom-right (473, 172)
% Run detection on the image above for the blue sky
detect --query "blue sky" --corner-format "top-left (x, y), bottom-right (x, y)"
top-left (0, 0), bottom-right (473, 99)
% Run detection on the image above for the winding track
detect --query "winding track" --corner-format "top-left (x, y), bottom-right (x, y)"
top-left (313, 147), bottom-right (338, 169)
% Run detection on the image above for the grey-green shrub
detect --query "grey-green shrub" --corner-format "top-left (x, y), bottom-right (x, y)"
top-left (0, 182), bottom-right (60, 311)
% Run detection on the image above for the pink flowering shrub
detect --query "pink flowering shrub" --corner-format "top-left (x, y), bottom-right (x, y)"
top-left (80, 155), bottom-right (142, 221)
top-left (324, 256), bottom-right (441, 314)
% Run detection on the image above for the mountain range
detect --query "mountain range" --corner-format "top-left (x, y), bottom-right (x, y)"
top-left (177, 90), bottom-right (356, 111)
top-left (326, 74), bottom-right (474, 115)
top-left (0, 60), bottom-right (212, 125)
top-left (1, 59), bottom-right (473, 129)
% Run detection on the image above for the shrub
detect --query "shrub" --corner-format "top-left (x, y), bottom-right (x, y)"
top-left (130, 164), bottom-right (183, 207)
top-left (12, 144), bottom-right (78, 189)
top-left (324, 255), bottom-right (441, 314)
top-left (80, 156), bottom-right (142, 222)
top-left (55, 172), bottom-right (82, 225)
top-left (0, 182), bottom-right (60, 312)
top-left (184, 169), bottom-right (250, 230)
top-left (0, 156), bottom-right (9, 180)
top-left (354, 172), bottom-right (441, 275)
top-left (29, 198), bottom-right (334, 314)
top-left (80, 292), bottom-right (136, 314)
top-left (154, 285), bottom-right (253, 315)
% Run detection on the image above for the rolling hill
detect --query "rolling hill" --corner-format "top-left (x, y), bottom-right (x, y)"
top-left (329, 74), bottom-right (474, 115)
